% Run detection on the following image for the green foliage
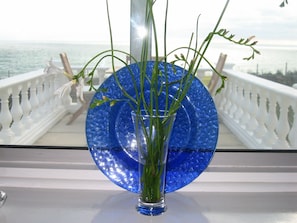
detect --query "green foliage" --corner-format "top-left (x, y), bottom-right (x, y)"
top-left (280, 0), bottom-right (288, 7)
top-left (253, 70), bottom-right (297, 87)
top-left (74, 0), bottom-right (260, 113)
top-left (216, 29), bottom-right (260, 60)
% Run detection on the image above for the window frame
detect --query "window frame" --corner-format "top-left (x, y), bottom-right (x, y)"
top-left (1, 146), bottom-right (297, 192)
top-left (1, 1), bottom-right (297, 192)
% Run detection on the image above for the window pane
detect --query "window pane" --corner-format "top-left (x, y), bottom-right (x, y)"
top-left (0, 0), bottom-right (296, 150)
top-left (145, 0), bottom-right (297, 150)
top-left (0, 0), bottom-right (130, 147)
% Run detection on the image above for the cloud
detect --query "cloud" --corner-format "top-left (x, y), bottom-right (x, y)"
top-left (0, 0), bottom-right (296, 44)
top-left (0, 0), bottom-right (130, 42)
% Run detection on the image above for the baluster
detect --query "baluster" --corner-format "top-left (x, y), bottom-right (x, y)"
top-left (10, 85), bottom-right (25, 136)
top-left (43, 76), bottom-right (51, 112)
top-left (254, 88), bottom-right (268, 141)
top-left (272, 97), bottom-right (290, 148)
top-left (38, 77), bottom-right (46, 115)
top-left (30, 78), bottom-right (40, 120)
top-left (288, 101), bottom-right (297, 148)
top-left (246, 89), bottom-right (259, 134)
top-left (21, 82), bottom-right (33, 126)
top-left (222, 79), bottom-right (233, 115)
top-left (223, 79), bottom-right (233, 116)
top-left (46, 74), bottom-right (53, 111)
top-left (49, 74), bottom-right (56, 110)
top-left (0, 89), bottom-right (15, 143)
top-left (239, 83), bottom-right (251, 129)
top-left (234, 82), bottom-right (244, 123)
top-left (262, 93), bottom-right (278, 147)
top-left (53, 73), bottom-right (62, 107)
top-left (228, 79), bottom-right (238, 119)
top-left (215, 81), bottom-right (226, 112)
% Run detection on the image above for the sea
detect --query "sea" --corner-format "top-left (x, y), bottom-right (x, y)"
top-left (1, 40), bottom-right (297, 80)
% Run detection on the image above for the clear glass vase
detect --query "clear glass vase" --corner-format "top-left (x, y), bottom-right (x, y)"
top-left (132, 110), bottom-right (176, 216)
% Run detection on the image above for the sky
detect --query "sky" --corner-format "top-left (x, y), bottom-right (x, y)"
top-left (1, 0), bottom-right (297, 46)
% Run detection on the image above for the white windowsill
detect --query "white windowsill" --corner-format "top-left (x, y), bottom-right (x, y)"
top-left (1, 147), bottom-right (297, 192)
top-left (1, 147), bottom-right (297, 223)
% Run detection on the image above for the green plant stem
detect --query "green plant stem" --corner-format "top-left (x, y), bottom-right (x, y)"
top-left (138, 113), bottom-right (174, 203)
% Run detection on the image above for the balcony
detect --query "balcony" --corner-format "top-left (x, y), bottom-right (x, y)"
top-left (0, 65), bottom-right (296, 149)
top-left (1, 65), bottom-right (297, 222)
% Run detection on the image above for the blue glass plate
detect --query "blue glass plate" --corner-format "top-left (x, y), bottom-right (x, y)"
top-left (86, 61), bottom-right (218, 193)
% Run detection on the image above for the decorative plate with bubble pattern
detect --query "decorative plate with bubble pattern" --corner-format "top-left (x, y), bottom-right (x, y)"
top-left (86, 61), bottom-right (218, 193)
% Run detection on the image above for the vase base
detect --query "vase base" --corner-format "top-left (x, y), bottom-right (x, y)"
top-left (136, 198), bottom-right (167, 216)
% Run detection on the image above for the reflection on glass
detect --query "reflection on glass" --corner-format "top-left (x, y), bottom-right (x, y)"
top-left (0, 191), bottom-right (7, 208)
top-left (0, 0), bottom-right (296, 150)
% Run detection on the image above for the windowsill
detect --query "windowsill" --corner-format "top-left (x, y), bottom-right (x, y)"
top-left (1, 147), bottom-right (297, 192)
top-left (1, 147), bottom-right (297, 223)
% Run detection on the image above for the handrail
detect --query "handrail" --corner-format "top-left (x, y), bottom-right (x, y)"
top-left (1, 66), bottom-right (296, 149)
top-left (214, 69), bottom-right (297, 149)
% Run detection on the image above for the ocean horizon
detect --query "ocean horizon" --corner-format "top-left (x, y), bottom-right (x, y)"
top-left (1, 40), bottom-right (297, 80)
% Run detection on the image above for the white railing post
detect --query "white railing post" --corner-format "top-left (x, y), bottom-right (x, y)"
top-left (30, 78), bottom-right (40, 120)
top-left (215, 69), bottom-right (297, 149)
top-left (273, 96), bottom-right (291, 148)
top-left (239, 83), bottom-right (251, 129)
top-left (288, 101), bottom-right (297, 147)
top-left (21, 81), bottom-right (33, 126)
top-left (37, 77), bottom-right (46, 117)
top-left (234, 82), bottom-right (244, 123)
top-left (0, 68), bottom-right (70, 144)
top-left (262, 92), bottom-right (278, 147)
top-left (229, 78), bottom-right (238, 119)
top-left (43, 75), bottom-right (51, 112)
top-left (246, 88), bottom-right (258, 134)
top-left (10, 84), bottom-right (25, 136)
top-left (0, 88), bottom-right (15, 143)
top-left (222, 79), bottom-right (232, 115)
top-left (254, 88), bottom-right (268, 142)
top-left (41, 77), bottom-right (49, 114)
top-left (216, 79), bottom-right (227, 112)
top-left (47, 74), bottom-right (54, 110)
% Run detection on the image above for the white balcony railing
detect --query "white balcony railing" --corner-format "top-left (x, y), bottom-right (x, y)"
top-left (214, 69), bottom-right (297, 149)
top-left (0, 68), bottom-right (71, 144)
top-left (1, 65), bottom-right (296, 149)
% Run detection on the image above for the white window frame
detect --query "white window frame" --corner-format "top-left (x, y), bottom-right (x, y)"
top-left (1, 147), bottom-right (297, 192)
top-left (1, 1), bottom-right (296, 193)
